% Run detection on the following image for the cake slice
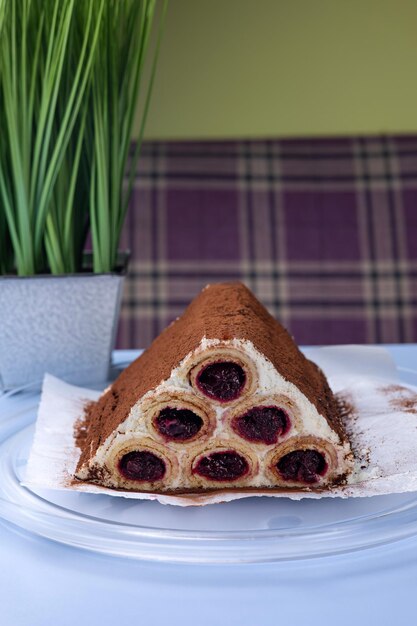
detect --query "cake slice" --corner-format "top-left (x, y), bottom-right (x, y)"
top-left (75, 283), bottom-right (353, 492)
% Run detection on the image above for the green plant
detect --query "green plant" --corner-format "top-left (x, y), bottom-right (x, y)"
top-left (88, 0), bottom-right (167, 273)
top-left (0, 0), bottom-right (167, 276)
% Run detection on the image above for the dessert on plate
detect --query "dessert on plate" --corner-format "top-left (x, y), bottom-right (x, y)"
top-left (75, 283), bottom-right (353, 493)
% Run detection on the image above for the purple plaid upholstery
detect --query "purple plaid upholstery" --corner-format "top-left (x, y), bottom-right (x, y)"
top-left (117, 136), bottom-right (417, 349)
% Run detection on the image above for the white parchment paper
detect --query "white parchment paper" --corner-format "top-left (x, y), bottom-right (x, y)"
top-left (23, 346), bottom-right (417, 506)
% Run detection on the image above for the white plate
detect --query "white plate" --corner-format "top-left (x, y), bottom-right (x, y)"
top-left (1, 409), bottom-right (417, 562)
top-left (1, 358), bottom-right (417, 564)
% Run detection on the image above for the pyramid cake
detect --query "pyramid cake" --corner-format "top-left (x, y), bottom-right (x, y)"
top-left (75, 283), bottom-right (353, 493)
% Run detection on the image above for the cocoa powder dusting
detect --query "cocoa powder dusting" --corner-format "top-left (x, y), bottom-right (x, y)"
top-left (336, 394), bottom-right (357, 425)
top-left (76, 283), bottom-right (348, 472)
top-left (382, 384), bottom-right (417, 415)
top-left (335, 392), bottom-right (367, 468)
top-left (74, 401), bottom-right (95, 450)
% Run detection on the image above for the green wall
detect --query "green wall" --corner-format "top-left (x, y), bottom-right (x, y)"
top-left (139, 0), bottom-right (417, 140)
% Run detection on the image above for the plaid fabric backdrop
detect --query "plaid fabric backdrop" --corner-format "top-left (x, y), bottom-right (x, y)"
top-left (117, 135), bottom-right (417, 349)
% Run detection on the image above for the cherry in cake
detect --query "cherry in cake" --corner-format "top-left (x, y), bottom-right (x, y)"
top-left (154, 407), bottom-right (203, 441)
top-left (277, 449), bottom-right (327, 484)
top-left (75, 282), bottom-right (353, 493)
top-left (196, 361), bottom-right (246, 402)
top-left (194, 450), bottom-right (249, 481)
top-left (119, 450), bottom-right (166, 482)
top-left (232, 406), bottom-right (289, 445)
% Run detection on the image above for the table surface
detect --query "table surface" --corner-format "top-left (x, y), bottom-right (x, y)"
top-left (0, 345), bottom-right (416, 626)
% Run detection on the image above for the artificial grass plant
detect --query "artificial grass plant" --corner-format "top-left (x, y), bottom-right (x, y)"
top-left (0, 0), bottom-right (167, 276)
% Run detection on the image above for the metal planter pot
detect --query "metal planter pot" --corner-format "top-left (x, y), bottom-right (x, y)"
top-left (0, 254), bottom-right (128, 390)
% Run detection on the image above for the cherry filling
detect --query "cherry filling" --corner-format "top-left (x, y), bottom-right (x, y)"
top-left (196, 361), bottom-right (246, 402)
top-left (276, 449), bottom-right (327, 484)
top-left (118, 450), bottom-right (166, 482)
top-left (194, 450), bottom-right (249, 481)
top-left (155, 407), bottom-right (203, 441)
top-left (233, 406), bottom-right (289, 444)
